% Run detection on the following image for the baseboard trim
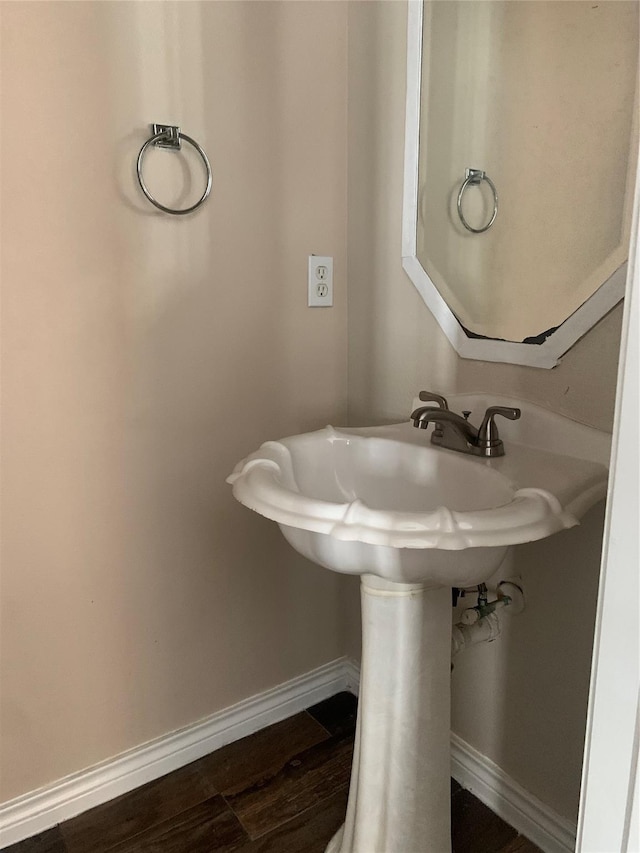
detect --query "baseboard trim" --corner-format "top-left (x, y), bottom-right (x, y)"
top-left (0, 656), bottom-right (576, 853)
top-left (451, 732), bottom-right (577, 853)
top-left (0, 656), bottom-right (358, 849)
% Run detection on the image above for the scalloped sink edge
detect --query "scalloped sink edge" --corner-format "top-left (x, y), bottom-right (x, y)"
top-left (227, 395), bottom-right (609, 536)
top-left (227, 438), bottom-right (578, 552)
top-left (227, 394), bottom-right (610, 562)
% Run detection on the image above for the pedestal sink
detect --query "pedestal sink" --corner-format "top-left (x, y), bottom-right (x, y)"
top-left (227, 393), bottom-right (610, 852)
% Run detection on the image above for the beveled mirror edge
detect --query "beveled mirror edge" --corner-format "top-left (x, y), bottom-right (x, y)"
top-left (402, 0), bottom-right (628, 370)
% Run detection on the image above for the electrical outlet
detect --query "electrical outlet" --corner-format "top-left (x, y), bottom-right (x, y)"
top-left (308, 256), bottom-right (333, 307)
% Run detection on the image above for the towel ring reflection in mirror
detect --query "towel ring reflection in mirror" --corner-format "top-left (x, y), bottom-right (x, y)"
top-left (456, 168), bottom-right (498, 234)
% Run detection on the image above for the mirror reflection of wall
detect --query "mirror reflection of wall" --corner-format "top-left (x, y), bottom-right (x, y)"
top-left (417, 0), bottom-right (638, 343)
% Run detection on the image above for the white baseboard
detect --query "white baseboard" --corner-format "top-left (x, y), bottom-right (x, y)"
top-left (0, 656), bottom-right (359, 849)
top-left (451, 732), bottom-right (577, 853)
top-left (0, 655), bottom-right (575, 853)
top-left (341, 657), bottom-right (361, 696)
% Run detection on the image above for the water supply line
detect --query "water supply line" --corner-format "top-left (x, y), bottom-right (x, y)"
top-left (451, 580), bottom-right (525, 659)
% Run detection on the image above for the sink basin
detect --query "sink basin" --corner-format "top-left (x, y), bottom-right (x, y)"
top-left (227, 392), bottom-right (611, 853)
top-left (227, 393), bottom-right (610, 587)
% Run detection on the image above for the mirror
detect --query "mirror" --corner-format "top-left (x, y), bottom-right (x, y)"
top-left (402, 0), bottom-right (638, 368)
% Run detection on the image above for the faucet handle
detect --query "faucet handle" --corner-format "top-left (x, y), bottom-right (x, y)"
top-left (418, 391), bottom-right (449, 410)
top-left (478, 406), bottom-right (521, 450)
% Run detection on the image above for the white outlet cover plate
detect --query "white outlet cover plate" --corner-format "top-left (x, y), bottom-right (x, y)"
top-left (308, 256), bottom-right (333, 307)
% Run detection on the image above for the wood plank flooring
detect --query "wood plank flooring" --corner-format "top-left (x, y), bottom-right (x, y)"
top-left (3, 693), bottom-right (541, 853)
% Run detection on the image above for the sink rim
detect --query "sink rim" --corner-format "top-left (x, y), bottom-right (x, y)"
top-left (226, 422), bottom-right (595, 551)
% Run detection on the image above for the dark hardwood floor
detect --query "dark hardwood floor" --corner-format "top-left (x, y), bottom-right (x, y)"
top-left (4, 693), bottom-right (541, 853)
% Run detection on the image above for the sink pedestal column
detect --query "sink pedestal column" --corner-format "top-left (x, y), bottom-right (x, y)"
top-left (327, 576), bottom-right (452, 853)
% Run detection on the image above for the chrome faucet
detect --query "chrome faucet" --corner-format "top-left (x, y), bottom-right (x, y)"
top-left (411, 391), bottom-right (521, 458)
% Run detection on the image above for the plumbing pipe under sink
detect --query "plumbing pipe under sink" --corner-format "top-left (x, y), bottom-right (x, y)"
top-left (452, 611), bottom-right (502, 657)
top-left (452, 580), bottom-right (525, 658)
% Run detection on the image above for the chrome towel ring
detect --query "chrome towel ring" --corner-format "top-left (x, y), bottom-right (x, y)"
top-left (136, 124), bottom-right (212, 215)
top-left (456, 168), bottom-right (498, 234)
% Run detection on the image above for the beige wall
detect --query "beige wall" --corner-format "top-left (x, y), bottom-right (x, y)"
top-left (347, 0), bottom-right (624, 822)
top-left (0, 1), bottom-right (349, 802)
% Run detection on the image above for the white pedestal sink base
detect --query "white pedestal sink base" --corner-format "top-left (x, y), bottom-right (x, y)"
top-left (327, 576), bottom-right (452, 853)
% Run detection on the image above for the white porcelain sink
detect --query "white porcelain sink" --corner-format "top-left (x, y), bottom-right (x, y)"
top-left (227, 393), bottom-right (611, 853)
top-left (227, 393), bottom-right (609, 587)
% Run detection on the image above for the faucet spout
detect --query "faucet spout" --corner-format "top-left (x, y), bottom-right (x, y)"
top-left (410, 406), bottom-right (479, 452)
